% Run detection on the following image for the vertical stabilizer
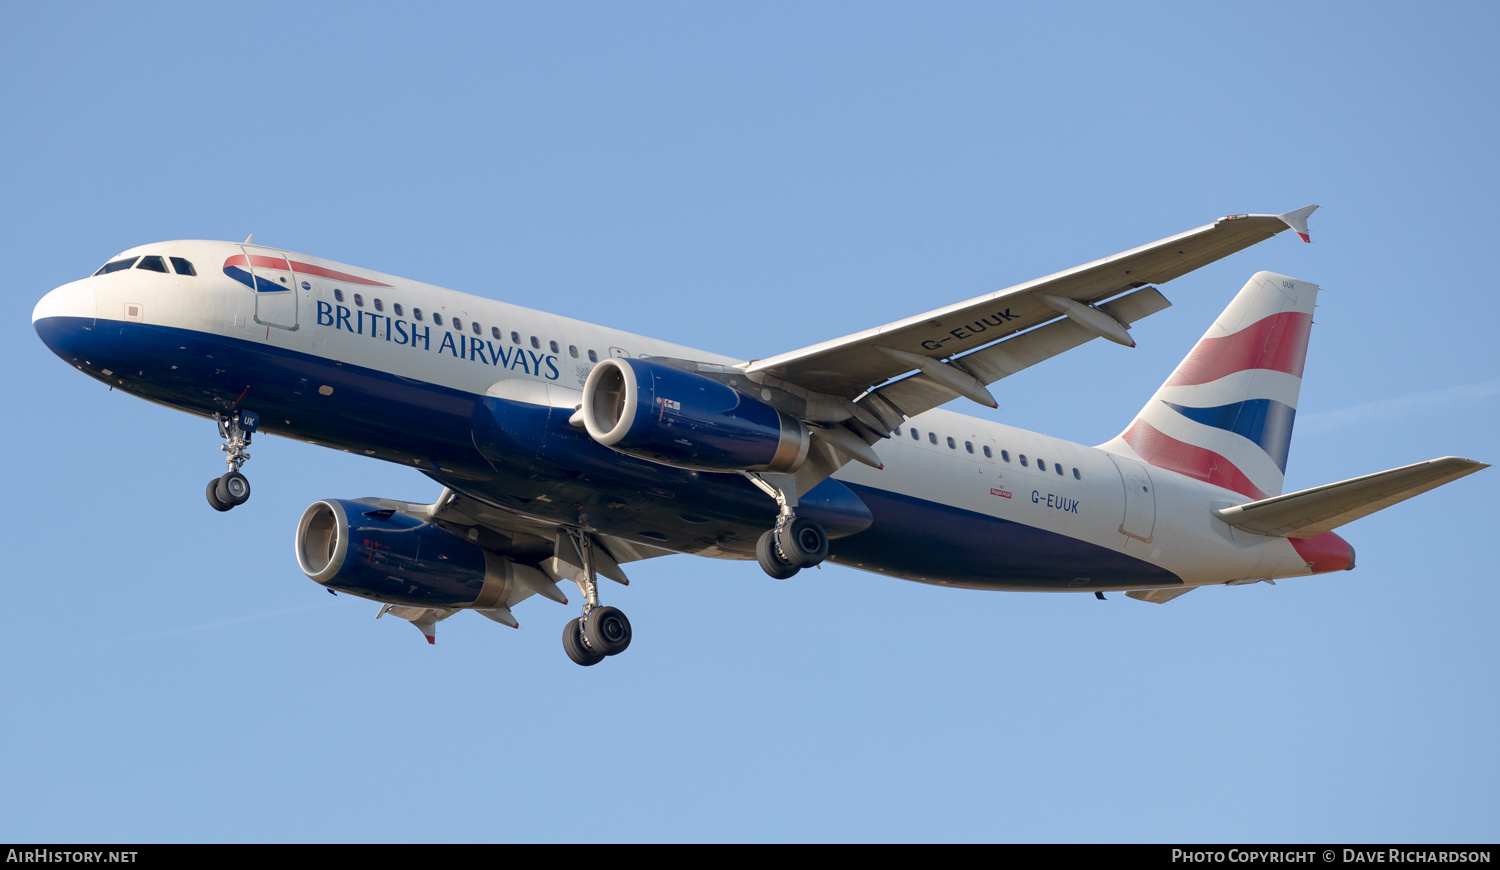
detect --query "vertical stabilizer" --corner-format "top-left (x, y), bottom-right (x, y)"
top-left (1101, 272), bottom-right (1318, 499)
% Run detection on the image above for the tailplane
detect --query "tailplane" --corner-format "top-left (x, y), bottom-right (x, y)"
top-left (1102, 271), bottom-right (1317, 500)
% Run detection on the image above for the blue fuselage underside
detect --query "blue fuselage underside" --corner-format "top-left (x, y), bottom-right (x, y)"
top-left (36, 315), bottom-right (1181, 591)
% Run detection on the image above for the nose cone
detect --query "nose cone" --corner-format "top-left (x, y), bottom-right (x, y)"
top-left (1290, 531), bottom-right (1356, 574)
top-left (33, 279), bottom-right (96, 324)
top-left (34, 280), bottom-right (98, 361)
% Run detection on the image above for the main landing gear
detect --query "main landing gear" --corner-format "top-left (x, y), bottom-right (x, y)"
top-left (206, 410), bottom-right (258, 512)
top-left (559, 528), bottom-right (632, 667)
top-left (743, 472), bottom-right (829, 579)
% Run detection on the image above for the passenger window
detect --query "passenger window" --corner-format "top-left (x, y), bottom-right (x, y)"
top-left (135, 255), bottom-right (168, 273)
top-left (911, 429), bottom-right (920, 440)
top-left (414, 308), bottom-right (423, 321)
top-left (1001, 450), bottom-right (1010, 462)
top-left (354, 294), bottom-right (364, 308)
top-left (472, 321), bottom-right (481, 336)
top-left (374, 298), bottom-right (384, 312)
top-left (1057, 464), bottom-right (1064, 476)
top-left (94, 257), bottom-right (138, 275)
top-left (1037, 459), bottom-right (1046, 472)
top-left (531, 336), bottom-right (541, 349)
top-left (334, 288), bottom-right (345, 303)
top-left (549, 340), bottom-right (560, 354)
top-left (965, 441), bottom-right (974, 454)
top-left (569, 345), bottom-right (579, 358)
top-left (434, 313), bottom-right (444, 326)
top-left (946, 436), bottom-right (956, 449)
top-left (454, 318), bottom-right (463, 331)
top-left (492, 326), bottom-right (502, 340)
top-left (169, 257), bottom-right (196, 276)
top-left (1020, 455), bottom-right (1028, 467)
top-left (928, 432), bottom-right (938, 445)
top-left (1073, 468), bottom-right (1081, 480)
top-left (588, 349), bottom-right (598, 362)
top-left (983, 446), bottom-right (992, 458)
top-left (394, 303), bottom-right (404, 317)
top-left (511, 331), bottom-right (521, 344)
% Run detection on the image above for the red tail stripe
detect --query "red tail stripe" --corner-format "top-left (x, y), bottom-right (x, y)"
top-left (1121, 420), bottom-right (1269, 500)
top-left (1166, 311), bottom-right (1313, 387)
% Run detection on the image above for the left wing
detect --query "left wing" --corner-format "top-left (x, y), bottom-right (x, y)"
top-left (356, 489), bottom-right (674, 643)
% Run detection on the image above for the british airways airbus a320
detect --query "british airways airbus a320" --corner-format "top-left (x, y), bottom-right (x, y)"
top-left (32, 206), bottom-right (1486, 664)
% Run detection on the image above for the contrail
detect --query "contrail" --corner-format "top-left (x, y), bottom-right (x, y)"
top-left (1298, 377), bottom-right (1500, 435)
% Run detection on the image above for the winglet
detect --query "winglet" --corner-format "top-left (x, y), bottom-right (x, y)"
top-left (1277, 204), bottom-right (1318, 243)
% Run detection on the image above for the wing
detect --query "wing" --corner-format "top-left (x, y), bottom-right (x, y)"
top-left (744, 206), bottom-right (1318, 428)
top-left (355, 488), bottom-right (674, 642)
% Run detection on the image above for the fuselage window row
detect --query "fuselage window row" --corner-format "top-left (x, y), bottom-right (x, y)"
top-left (323, 289), bottom-right (607, 370)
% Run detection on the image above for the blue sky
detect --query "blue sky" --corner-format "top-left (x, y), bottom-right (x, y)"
top-left (3, 1), bottom-right (1496, 843)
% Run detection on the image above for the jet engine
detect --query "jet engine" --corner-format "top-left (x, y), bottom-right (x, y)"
top-left (295, 499), bottom-right (527, 609)
top-left (580, 358), bottom-right (809, 472)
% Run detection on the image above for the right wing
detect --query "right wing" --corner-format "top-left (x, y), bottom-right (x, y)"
top-left (734, 206), bottom-right (1318, 487)
top-left (744, 206), bottom-right (1319, 419)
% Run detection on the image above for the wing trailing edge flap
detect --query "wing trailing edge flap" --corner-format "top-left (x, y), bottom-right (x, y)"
top-left (862, 286), bottom-right (1171, 421)
top-left (1212, 457), bottom-right (1488, 538)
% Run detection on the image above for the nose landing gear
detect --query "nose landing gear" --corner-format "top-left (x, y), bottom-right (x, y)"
top-left (206, 411), bottom-right (257, 512)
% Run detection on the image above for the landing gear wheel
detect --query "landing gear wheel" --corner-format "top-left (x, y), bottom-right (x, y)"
top-left (205, 479), bottom-right (233, 512)
top-left (563, 617), bottom-right (604, 667)
top-left (216, 471), bottom-right (251, 507)
top-left (583, 606), bottom-right (632, 656)
top-left (781, 517), bottom-right (829, 569)
top-left (757, 529), bottom-right (800, 579)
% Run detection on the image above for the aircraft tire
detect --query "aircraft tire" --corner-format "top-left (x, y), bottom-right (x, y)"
top-left (205, 479), bottom-right (233, 512)
top-left (756, 529), bottom-right (800, 579)
top-left (584, 606), bottom-right (632, 656)
top-left (217, 471), bottom-right (251, 506)
top-left (781, 518), bottom-right (829, 569)
top-left (563, 617), bottom-right (604, 666)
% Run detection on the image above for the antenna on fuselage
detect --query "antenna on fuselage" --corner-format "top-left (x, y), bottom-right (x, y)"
top-left (243, 233), bottom-right (255, 245)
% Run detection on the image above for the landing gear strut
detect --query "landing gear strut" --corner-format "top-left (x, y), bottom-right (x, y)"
top-left (744, 471), bottom-right (828, 579)
top-left (559, 528), bottom-right (633, 666)
top-left (206, 410), bottom-right (257, 512)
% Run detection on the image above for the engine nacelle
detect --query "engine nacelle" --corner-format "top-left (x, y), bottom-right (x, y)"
top-left (581, 358), bottom-right (809, 472)
top-left (295, 499), bottom-right (522, 608)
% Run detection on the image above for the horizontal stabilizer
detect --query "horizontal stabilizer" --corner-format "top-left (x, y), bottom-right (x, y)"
top-left (1213, 456), bottom-right (1487, 538)
top-left (1126, 587), bottom-right (1195, 604)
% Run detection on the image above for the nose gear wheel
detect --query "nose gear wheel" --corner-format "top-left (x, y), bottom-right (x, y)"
top-left (205, 411), bottom-right (257, 511)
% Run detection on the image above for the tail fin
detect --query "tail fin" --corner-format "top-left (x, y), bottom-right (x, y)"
top-left (1102, 271), bottom-right (1318, 500)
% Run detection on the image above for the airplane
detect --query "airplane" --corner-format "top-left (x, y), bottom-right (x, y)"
top-left (32, 206), bottom-right (1487, 665)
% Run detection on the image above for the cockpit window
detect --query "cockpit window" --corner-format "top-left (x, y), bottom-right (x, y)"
top-left (93, 257), bottom-right (139, 276)
top-left (136, 255), bottom-right (168, 273)
top-left (170, 257), bottom-right (196, 276)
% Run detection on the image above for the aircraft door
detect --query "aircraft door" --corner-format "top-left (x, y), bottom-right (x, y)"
top-left (1107, 454), bottom-right (1156, 543)
top-left (241, 245), bottom-right (299, 331)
